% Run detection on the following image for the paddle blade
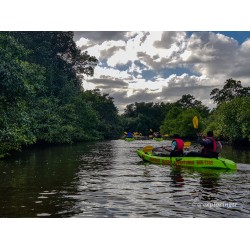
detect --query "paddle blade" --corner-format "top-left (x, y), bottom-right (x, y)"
top-left (192, 116), bottom-right (199, 129)
top-left (184, 141), bottom-right (191, 148)
top-left (143, 145), bottom-right (154, 152)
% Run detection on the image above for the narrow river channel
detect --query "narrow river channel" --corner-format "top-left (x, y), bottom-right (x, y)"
top-left (0, 140), bottom-right (249, 217)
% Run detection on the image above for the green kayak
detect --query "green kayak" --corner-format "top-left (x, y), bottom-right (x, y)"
top-left (137, 149), bottom-right (237, 170)
top-left (125, 138), bottom-right (135, 142)
top-left (153, 138), bottom-right (163, 141)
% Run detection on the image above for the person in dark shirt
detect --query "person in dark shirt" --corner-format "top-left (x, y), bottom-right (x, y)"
top-left (186, 131), bottom-right (220, 158)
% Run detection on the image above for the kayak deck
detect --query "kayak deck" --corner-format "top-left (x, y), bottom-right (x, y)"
top-left (137, 149), bottom-right (237, 170)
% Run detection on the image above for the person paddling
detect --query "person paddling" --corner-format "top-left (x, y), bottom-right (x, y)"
top-left (187, 131), bottom-right (221, 158)
top-left (127, 131), bottom-right (133, 138)
top-left (166, 134), bottom-right (184, 156)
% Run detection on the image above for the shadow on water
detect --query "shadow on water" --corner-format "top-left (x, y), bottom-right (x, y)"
top-left (169, 167), bottom-right (185, 188)
top-left (0, 142), bottom-right (103, 217)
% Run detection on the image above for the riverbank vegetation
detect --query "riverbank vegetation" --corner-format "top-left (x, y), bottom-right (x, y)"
top-left (0, 32), bottom-right (122, 158)
top-left (122, 79), bottom-right (250, 144)
top-left (1, 32), bottom-right (250, 158)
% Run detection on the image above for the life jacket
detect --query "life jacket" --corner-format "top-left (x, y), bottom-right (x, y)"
top-left (172, 139), bottom-right (184, 151)
top-left (204, 137), bottom-right (217, 153)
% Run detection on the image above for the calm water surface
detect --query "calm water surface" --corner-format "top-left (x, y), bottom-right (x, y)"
top-left (0, 140), bottom-right (250, 217)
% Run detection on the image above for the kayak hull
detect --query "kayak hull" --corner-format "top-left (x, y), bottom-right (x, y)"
top-left (137, 149), bottom-right (237, 170)
top-left (125, 138), bottom-right (135, 142)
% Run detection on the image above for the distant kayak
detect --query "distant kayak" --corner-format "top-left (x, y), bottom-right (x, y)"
top-left (137, 149), bottom-right (237, 170)
top-left (153, 138), bottom-right (163, 141)
top-left (125, 138), bottom-right (135, 142)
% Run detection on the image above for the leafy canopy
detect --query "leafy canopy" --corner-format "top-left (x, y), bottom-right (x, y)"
top-left (210, 78), bottom-right (250, 105)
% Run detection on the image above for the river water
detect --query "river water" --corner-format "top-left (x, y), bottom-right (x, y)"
top-left (0, 140), bottom-right (249, 218)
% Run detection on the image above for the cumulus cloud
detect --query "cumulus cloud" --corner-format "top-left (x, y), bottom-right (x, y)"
top-left (231, 39), bottom-right (250, 78)
top-left (184, 32), bottom-right (239, 76)
top-left (153, 31), bottom-right (185, 49)
top-left (74, 31), bottom-right (128, 44)
top-left (89, 78), bottom-right (128, 89)
top-left (74, 31), bottom-right (250, 113)
top-left (93, 65), bottom-right (132, 80)
top-left (167, 73), bottom-right (203, 88)
top-left (100, 45), bottom-right (126, 58)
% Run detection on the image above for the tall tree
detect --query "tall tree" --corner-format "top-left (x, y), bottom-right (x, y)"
top-left (176, 94), bottom-right (210, 116)
top-left (208, 97), bottom-right (250, 142)
top-left (210, 78), bottom-right (250, 105)
top-left (82, 89), bottom-right (122, 139)
top-left (122, 102), bottom-right (171, 135)
top-left (6, 32), bottom-right (98, 97)
top-left (0, 32), bottom-right (104, 157)
top-left (160, 108), bottom-right (202, 138)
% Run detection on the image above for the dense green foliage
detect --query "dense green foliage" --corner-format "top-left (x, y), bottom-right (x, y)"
top-left (121, 94), bottom-right (209, 138)
top-left (159, 95), bottom-right (209, 138)
top-left (121, 82), bottom-right (250, 143)
top-left (81, 90), bottom-right (123, 139)
top-left (0, 34), bottom-right (45, 157)
top-left (121, 102), bottom-right (171, 135)
top-left (206, 97), bottom-right (250, 142)
top-left (160, 108), bottom-right (201, 138)
top-left (0, 32), bottom-right (121, 157)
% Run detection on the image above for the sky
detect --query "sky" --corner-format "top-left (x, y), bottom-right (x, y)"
top-left (73, 31), bottom-right (250, 113)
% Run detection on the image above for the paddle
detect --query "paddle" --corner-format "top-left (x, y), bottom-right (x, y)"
top-left (143, 145), bottom-right (154, 152)
top-left (184, 141), bottom-right (191, 148)
top-left (192, 116), bottom-right (198, 130)
top-left (179, 116), bottom-right (198, 151)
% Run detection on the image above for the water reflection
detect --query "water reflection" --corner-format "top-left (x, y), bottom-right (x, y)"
top-left (169, 167), bottom-right (185, 188)
top-left (215, 144), bottom-right (250, 164)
